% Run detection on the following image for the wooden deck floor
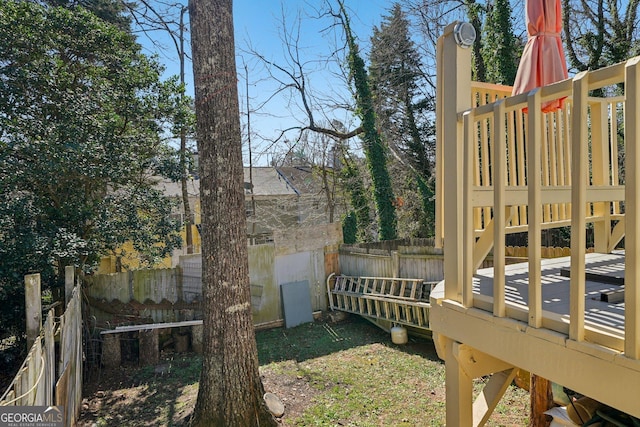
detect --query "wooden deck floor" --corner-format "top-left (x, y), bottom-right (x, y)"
top-left (472, 252), bottom-right (626, 341)
top-left (429, 251), bottom-right (640, 419)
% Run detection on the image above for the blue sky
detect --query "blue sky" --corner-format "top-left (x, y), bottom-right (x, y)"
top-left (138, 1), bottom-right (395, 164)
top-left (147, 0), bottom-right (393, 93)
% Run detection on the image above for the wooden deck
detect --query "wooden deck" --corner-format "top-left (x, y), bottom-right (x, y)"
top-left (472, 252), bottom-right (626, 347)
top-left (430, 250), bottom-right (640, 421)
top-left (432, 21), bottom-right (640, 425)
top-left (430, 269), bottom-right (640, 421)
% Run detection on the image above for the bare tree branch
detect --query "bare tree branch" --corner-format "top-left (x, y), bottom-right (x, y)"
top-left (241, 4), bottom-right (364, 152)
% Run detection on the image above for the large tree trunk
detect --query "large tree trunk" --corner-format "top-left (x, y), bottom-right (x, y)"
top-left (189, 1), bottom-right (276, 425)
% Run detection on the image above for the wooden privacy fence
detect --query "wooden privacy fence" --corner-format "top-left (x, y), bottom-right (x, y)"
top-left (0, 309), bottom-right (55, 407)
top-left (339, 240), bottom-right (445, 282)
top-left (339, 240), bottom-right (575, 283)
top-left (0, 273), bottom-right (83, 427)
top-left (86, 242), bottom-right (336, 328)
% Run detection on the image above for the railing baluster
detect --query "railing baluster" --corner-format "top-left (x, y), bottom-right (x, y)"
top-left (480, 93), bottom-right (492, 228)
top-left (507, 109), bottom-right (519, 225)
top-left (542, 113), bottom-right (551, 223)
top-left (463, 111), bottom-right (475, 307)
top-left (591, 100), bottom-right (612, 253)
top-left (557, 105), bottom-right (569, 220)
top-left (548, 111), bottom-right (559, 221)
top-left (570, 71), bottom-right (589, 342)
top-left (517, 110), bottom-right (528, 225)
top-left (473, 100), bottom-right (482, 233)
top-left (528, 89), bottom-right (543, 328)
top-left (493, 100), bottom-right (507, 317)
top-left (610, 100), bottom-right (621, 217)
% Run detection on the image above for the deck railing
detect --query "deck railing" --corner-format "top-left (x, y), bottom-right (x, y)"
top-left (437, 22), bottom-right (639, 359)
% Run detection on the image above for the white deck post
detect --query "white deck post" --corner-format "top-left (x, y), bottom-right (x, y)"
top-left (438, 22), bottom-right (473, 303)
top-left (436, 35), bottom-right (444, 249)
top-left (625, 57), bottom-right (640, 359)
top-left (462, 111), bottom-right (475, 307)
top-left (445, 339), bottom-right (473, 425)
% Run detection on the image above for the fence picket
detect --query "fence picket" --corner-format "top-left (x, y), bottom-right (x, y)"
top-left (1, 277), bottom-right (82, 427)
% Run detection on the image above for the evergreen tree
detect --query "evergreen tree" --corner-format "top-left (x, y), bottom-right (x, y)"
top-left (370, 3), bottom-right (434, 237)
top-left (466, 0), bottom-right (488, 82)
top-left (340, 151), bottom-right (372, 242)
top-left (337, 0), bottom-right (397, 241)
top-left (481, 0), bottom-right (520, 85)
top-left (0, 1), bottom-right (183, 341)
top-left (46, 0), bottom-right (132, 30)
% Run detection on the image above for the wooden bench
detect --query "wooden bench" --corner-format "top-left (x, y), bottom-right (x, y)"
top-left (100, 320), bottom-right (203, 367)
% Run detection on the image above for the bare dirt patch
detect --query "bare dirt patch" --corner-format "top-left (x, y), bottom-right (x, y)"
top-left (260, 361), bottom-right (321, 425)
top-left (79, 355), bottom-right (323, 426)
top-left (77, 316), bottom-right (529, 426)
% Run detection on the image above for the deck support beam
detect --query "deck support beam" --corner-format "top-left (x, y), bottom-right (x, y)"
top-left (445, 338), bottom-right (473, 426)
top-left (473, 368), bottom-right (518, 427)
top-left (431, 297), bottom-right (640, 418)
top-left (442, 338), bottom-right (517, 427)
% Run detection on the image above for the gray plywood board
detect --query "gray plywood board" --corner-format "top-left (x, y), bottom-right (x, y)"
top-left (280, 281), bottom-right (313, 328)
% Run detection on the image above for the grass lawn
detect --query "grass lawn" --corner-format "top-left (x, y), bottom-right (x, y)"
top-left (78, 315), bottom-right (529, 426)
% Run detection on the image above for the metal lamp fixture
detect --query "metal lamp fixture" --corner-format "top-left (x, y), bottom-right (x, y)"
top-left (453, 22), bottom-right (476, 48)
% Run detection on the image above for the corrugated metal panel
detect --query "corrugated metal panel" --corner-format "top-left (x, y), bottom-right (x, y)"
top-left (249, 244), bottom-right (277, 324)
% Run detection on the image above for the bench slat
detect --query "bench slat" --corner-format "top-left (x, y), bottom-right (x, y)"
top-left (101, 319), bottom-right (203, 334)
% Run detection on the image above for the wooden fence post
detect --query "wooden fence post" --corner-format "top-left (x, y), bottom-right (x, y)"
top-left (25, 273), bottom-right (42, 350)
top-left (65, 266), bottom-right (75, 306)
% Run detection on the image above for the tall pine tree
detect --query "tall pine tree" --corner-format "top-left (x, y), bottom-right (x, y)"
top-left (337, 0), bottom-right (397, 241)
top-left (370, 3), bottom-right (435, 237)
